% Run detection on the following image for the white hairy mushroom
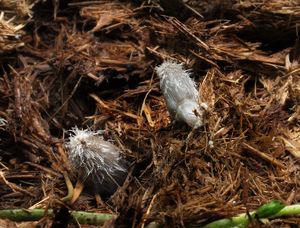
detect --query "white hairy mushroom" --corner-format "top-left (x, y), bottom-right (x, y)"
top-left (66, 127), bottom-right (128, 196)
top-left (155, 61), bottom-right (206, 128)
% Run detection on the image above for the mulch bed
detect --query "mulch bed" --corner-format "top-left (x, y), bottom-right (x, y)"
top-left (0, 0), bottom-right (300, 227)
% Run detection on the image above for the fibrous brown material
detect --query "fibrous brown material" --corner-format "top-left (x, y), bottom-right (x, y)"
top-left (0, 0), bottom-right (41, 52)
top-left (0, 12), bottom-right (24, 51)
top-left (0, 0), bottom-right (300, 227)
top-left (0, 0), bottom-right (36, 18)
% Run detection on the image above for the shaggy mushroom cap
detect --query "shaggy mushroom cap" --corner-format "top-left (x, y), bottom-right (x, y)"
top-left (155, 61), bottom-right (206, 128)
top-left (66, 128), bottom-right (128, 196)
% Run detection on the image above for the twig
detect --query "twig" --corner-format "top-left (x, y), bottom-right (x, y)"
top-left (242, 142), bottom-right (285, 169)
top-left (70, 180), bottom-right (84, 204)
top-left (48, 75), bottom-right (83, 121)
top-left (0, 171), bottom-right (35, 197)
top-left (24, 162), bottom-right (62, 178)
top-left (183, 3), bottom-right (203, 18)
top-left (168, 17), bottom-right (209, 51)
top-left (61, 172), bottom-right (74, 202)
top-left (141, 193), bottom-right (158, 228)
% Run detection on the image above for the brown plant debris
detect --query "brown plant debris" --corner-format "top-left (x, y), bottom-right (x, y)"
top-left (0, 0), bottom-right (36, 18)
top-left (0, 0), bottom-right (41, 51)
top-left (0, 0), bottom-right (300, 227)
top-left (0, 12), bottom-right (24, 51)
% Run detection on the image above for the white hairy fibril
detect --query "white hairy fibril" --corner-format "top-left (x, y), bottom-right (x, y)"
top-left (66, 127), bottom-right (128, 196)
top-left (0, 118), bottom-right (7, 127)
top-left (155, 61), bottom-right (206, 128)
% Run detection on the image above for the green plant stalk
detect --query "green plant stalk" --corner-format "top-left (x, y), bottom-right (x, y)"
top-left (2, 204), bottom-right (300, 227)
top-left (71, 210), bottom-right (115, 225)
top-left (202, 212), bottom-right (254, 228)
top-left (0, 209), bottom-right (115, 225)
top-left (203, 204), bottom-right (300, 228)
top-left (272, 204), bottom-right (300, 217)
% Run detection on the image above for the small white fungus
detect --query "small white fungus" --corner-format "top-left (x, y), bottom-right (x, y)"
top-left (208, 140), bottom-right (214, 148)
top-left (66, 127), bottom-right (128, 196)
top-left (155, 61), bottom-right (206, 128)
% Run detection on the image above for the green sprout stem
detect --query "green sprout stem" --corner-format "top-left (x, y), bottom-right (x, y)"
top-left (202, 212), bottom-right (254, 228)
top-left (273, 204), bottom-right (300, 217)
top-left (1, 204), bottom-right (300, 227)
top-left (203, 204), bottom-right (300, 228)
top-left (0, 209), bottom-right (115, 225)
